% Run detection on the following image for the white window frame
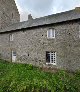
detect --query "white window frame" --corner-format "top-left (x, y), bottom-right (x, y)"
top-left (47, 29), bottom-right (55, 38)
top-left (10, 34), bottom-right (13, 41)
top-left (46, 52), bottom-right (56, 65)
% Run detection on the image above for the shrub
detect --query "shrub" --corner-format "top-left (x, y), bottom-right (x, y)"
top-left (0, 60), bottom-right (80, 92)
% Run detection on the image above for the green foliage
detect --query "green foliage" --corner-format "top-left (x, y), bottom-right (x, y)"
top-left (0, 59), bottom-right (80, 92)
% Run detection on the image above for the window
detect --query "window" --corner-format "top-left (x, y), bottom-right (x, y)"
top-left (47, 29), bottom-right (55, 38)
top-left (12, 51), bottom-right (16, 56)
top-left (10, 34), bottom-right (13, 41)
top-left (46, 52), bottom-right (56, 65)
top-left (12, 50), bottom-right (16, 62)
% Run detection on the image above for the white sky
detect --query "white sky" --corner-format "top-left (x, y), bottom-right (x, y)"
top-left (15, 0), bottom-right (80, 22)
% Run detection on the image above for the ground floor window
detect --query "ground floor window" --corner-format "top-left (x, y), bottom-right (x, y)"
top-left (12, 51), bottom-right (16, 56)
top-left (12, 50), bottom-right (16, 62)
top-left (46, 51), bottom-right (56, 65)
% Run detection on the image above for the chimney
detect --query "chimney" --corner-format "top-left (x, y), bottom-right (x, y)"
top-left (28, 14), bottom-right (33, 20)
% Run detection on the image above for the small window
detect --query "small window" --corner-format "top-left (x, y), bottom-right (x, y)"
top-left (46, 51), bottom-right (56, 65)
top-left (10, 34), bottom-right (13, 41)
top-left (12, 51), bottom-right (16, 56)
top-left (12, 50), bottom-right (16, 62)
top-left (47, 29), bottom-right (55, 38)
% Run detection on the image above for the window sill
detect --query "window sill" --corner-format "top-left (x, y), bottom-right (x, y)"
top-left (46, 63), bottom-right (56, 65)
top-left (47, 37), bottom-right (55, 39)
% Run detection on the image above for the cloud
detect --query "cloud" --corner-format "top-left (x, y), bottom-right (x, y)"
top-left (15, 0), bottom-right (80, 21)
top-left (52, 0), bottom-right (80, 13)
top-left (15, 0), bottom-right (54, 16)
top-left (15, 0), bottom-right (54, 21)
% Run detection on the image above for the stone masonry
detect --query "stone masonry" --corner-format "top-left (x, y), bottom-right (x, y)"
top-left (0, 2), bottom-right (80, 71)
top-left (0, 0), bottom-right (20, 29)
top-left (0, 20), bottom-right (80, 71)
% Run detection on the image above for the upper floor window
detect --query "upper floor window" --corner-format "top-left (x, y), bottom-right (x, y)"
top-left (47, 29), bottom-right (55, 38)
top-left (10, 34), bottom-right (13, 41)
top-left (46, 51), bottom-right (56, 65)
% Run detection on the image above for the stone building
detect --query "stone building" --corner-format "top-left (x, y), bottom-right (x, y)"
top-left (0, 0), bottom-right (20, 29)
top-left (0, 0), bottom-right (80, 71)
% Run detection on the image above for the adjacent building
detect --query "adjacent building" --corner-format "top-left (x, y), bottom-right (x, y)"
top-left (0, 0), bottom-right (20, 29)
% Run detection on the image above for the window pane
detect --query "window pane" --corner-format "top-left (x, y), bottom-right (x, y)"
top-left (10, 34), bottom-right (13, 41)
top-left (46, 52), bottom-right (50, 63)
top-left (52, 30), bottom-right (55, 37)
top-left (46, 52), bottom-right (56, 65)
top-left (48, 30), bottom-right (51, 37)
top-left (47, 29), bottom-right (55, 38)
top-left (13, 51), bottom-right (16, 56)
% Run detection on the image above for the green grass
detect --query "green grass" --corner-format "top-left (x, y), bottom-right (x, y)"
top-left (0, 59), bottom-right (80, 92)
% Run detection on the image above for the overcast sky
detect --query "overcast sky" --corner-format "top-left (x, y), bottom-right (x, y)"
top-left (15, 0), bottom-right (80, 21)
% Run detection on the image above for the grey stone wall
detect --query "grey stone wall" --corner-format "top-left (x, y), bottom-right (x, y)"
top-left (0, 21), bottom-right (80, 71)
top-left (0, 0), bottom-right (20, 29)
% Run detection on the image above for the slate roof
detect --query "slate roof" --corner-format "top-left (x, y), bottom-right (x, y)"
top-left (0, 8), bottom-right (80, 33)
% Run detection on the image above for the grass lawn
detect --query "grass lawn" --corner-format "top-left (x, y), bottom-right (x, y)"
top-left (0, 59), bottom-right (80, 92)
